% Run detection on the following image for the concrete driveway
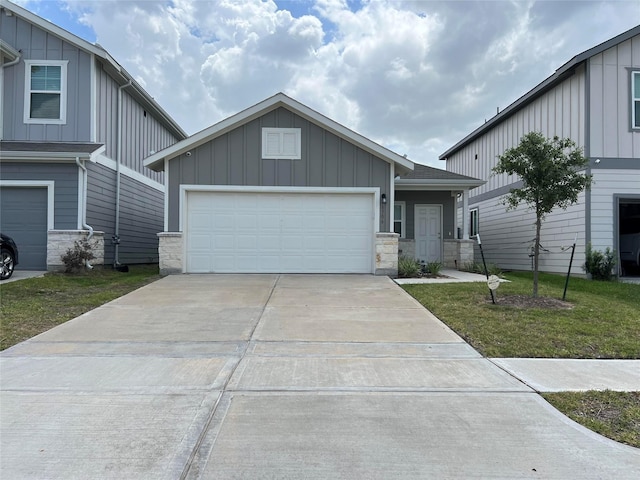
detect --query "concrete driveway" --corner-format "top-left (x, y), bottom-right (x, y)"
top-left (1, 274), bottom-right (638, 479)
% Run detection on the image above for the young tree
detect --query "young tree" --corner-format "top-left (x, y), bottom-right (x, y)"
top-left (493, 132), bottom-right (592, 297)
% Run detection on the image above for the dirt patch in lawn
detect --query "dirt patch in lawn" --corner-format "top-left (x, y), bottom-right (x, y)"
top-left (490, 294), bottom-right (574, 309)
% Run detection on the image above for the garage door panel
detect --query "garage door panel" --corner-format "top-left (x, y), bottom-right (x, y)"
top-left (186, 191), bottom-right (374, 273)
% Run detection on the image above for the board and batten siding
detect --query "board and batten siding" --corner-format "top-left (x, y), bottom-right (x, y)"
top-left (0, 162), bottom-right (79, 229)
top-left (395, 191), bottom-right (455, 240)
top-left (167, 107), bottom-right (391, 232)
top-left (464, 191), bottom-right (587, 274)
top-left (588, 34), bottom-right (640, 159)
top-left (447, 64), bottom-right (586, 198)
top-left (0, 12), bottom-right (92, 142)
top-left (95, 65), bottom-right (176, 184)
top-left (86, 162), bottom-right (163, 264)
top-left (590, 169), bottom-right (640, 251)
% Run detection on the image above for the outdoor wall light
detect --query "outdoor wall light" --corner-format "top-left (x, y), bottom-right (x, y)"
top-left (381, 193), bottom-right (387, 204)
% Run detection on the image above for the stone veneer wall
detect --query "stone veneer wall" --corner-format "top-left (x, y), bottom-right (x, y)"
top-left (47, 230), bottom-right (105, 271)
top-left (158, 232), bottom-right (183, 275)
top-left (443, 239), bottom-right (475, 269)
top-left (375, 232), bottom-right (399, 276)
top-left (398, 239), bottom-right (415, 259)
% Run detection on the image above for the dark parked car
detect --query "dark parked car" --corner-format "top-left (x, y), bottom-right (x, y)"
top-left (1, 233), bottom-right (19, 280)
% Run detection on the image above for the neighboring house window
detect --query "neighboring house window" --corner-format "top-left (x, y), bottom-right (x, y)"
top-left (633, 71), bottom-right (640, 129)
top-left (262, 128), bottom-right (301, 159)
top-left (24, 60), bottom-right (68, 124)
top-left (470, 208), bottom-right (479, 237)
top-left (394, 202), bottom-right (405, 238)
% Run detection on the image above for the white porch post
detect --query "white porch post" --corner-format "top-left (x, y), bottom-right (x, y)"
top-left (462, 189), bottom-right (470, 240)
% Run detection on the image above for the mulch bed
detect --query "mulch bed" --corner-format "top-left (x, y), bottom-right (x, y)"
top-left (489, 294), bottom-right (574, 309)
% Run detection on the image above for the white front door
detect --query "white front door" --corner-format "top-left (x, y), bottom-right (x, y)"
top-left (415, 204), bottom-right (442, 263)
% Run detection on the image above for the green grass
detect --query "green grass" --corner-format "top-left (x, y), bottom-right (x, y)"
top-left (543, 391), bottom-right (640, 448)
top-left (403, 272), bottom-right (640, 359)
top-left (0, 265), bottom-right (161, 350)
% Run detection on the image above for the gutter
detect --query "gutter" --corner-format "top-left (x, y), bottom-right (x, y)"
top-left (75, 156), bottom-right (94, 269)
top-left (114, 80), bottom-right (132, 268)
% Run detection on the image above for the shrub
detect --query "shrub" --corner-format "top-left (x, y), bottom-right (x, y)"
top-left (398, 255), bottom-right (421, 278)
top-left (583, 243), bottom-right (616, 281)
top-left (424, 261), bottom-right (442, 276)
top-left (461, 261), bottom-right (502, 276)
top-left (61, 239), bottom-right (96, 273)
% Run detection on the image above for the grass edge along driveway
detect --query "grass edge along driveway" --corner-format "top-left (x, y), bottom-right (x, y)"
top-left (403, 272), bottom-right (640, 448)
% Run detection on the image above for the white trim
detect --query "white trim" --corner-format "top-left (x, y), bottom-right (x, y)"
top-left (632, 70), bottom-right (640, 130)
top-left (95, 154), bottom-right (164, 191)
top-left (394, 201), bottom-right (406, 238)
top-left (77, 167), bottom-right (83, 229)
top-left (23, 60), bottom-right (68, 125)
top-left (261, 127), bottom-right (301, 159)
top-left (0, 180), bottom-right (55, 229)
top-left (144, 93), bottom-right (414, 172)
top-left (178, 185), bottom-right (380, 233)
top-left (469, 207), bottom-right (479, 238)
top-left (463, 191), bottom-right (470, 240)
top-left (389, 162), bottom-right (395, 233)
top-left (164, 157), bottom-right (170, 231)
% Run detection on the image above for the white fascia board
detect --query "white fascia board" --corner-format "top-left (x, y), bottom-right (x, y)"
top-left (144, 92), bottom-right (415, 172)
top-left (0, 39), bottom-right (20, 60)
top-left (394, 179), bottom-right (485, 191)
top-left (95, 154), bottom-right (163, 192)
top-left (0, 151), bottom-right (95, 161)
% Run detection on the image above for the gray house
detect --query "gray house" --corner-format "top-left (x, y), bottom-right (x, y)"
top-left (441, 25), bottom-right (640, 277)
top-left (0, 0), bottom-right (186, 271)
top-left (144, 93), bottom-right (483, 275)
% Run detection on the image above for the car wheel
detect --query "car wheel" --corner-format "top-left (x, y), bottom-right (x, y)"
top-left (1, 248), bottom-right (15, 280)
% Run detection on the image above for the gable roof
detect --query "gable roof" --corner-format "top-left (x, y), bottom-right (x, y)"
top-left (144, 92), bottom-right (415, 173)
top-left (439, 25), bottom-right (640, 160)
top-left (395, 163), bottom-right (484, 190)
top-left (0, 0), bottom-right (187, 141)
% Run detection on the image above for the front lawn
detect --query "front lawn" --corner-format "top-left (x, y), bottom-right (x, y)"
top-left (0, 265), bottom-right (161, 350)
top-left (402, 272), bottom-right (640, 359)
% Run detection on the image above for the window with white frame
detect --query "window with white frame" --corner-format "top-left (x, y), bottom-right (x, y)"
top-left (633, 71), bottom-right (640, 129)
top-left (262, 128), bottom-right (301, 159)
top-left (394, 202), bottom-right (405, 238)
top-left (24, 60), bottom-right (68, 124)
top-left (470, 208), bottom-right (479, 237)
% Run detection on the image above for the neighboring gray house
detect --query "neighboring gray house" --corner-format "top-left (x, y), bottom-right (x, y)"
top-left (144, 93), bottom-right (483, 275)
top-left (441, 25), bottom-right (640, 277)
top-left (0, 0), bottom-right (186, 271)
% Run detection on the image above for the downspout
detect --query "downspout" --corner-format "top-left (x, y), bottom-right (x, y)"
top-left (75, 156), bottom-right (94, 269)
top-left (114, 80), bottom-right (132, 268)
top-left (0, 51), bottom-right (21, 139)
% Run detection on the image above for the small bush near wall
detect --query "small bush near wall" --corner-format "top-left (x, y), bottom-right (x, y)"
top-left (61, 240), bottom-right (96, 273)
top-left (424, 262), bottom-right (443, 276)
top-left (398, 255), bottom-right (421, 278)
top-left (583, 243), bottom-right (616, 281)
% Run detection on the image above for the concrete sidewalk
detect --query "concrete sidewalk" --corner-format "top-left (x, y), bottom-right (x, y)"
top-left (1, 274), bottom-right (638, 479)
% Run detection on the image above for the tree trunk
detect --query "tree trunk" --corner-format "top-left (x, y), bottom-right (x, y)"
top-left (533, 214), bottom-right (541, 297)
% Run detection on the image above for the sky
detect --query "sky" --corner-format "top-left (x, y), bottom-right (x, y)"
top-left (11, 0), bottom-right (640, 167)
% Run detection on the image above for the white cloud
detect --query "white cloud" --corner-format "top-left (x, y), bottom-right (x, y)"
top-left (20, 0), bottom-right (640, 166)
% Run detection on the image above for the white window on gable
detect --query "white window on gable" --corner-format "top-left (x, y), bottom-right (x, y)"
top-left (394, 201), bottom-right (405, 238)
top-left (24, 60), bottom-right (68, 124)
top-left (262, 128), bottom-right (301, 159)
top-left (632, 71), bottom-right (640, 129)
top-left (470, 208), bottom-right (479, 237)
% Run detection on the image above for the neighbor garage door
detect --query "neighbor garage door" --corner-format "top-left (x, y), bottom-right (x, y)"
top-left (186, 191), bottom-right (375, 273)
top-left (0, 187), bottom-right (48, 270)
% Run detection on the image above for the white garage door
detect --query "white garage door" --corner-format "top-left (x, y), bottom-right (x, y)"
top-left (186, 191), bottom-right (375, 273)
